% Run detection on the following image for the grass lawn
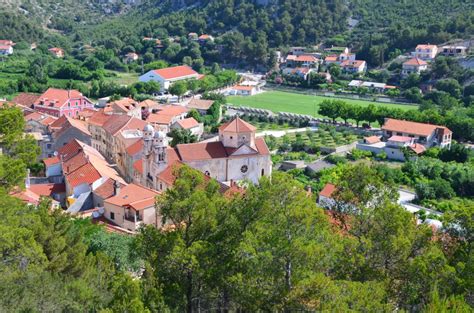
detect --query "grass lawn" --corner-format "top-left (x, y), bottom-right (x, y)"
top-left (104, 71), bottom-right (140, 85)
top-left (228, 90), bottom-right (417, 117)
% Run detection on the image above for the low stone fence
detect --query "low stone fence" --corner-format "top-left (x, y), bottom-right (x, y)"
top-left (320, 141), bottom-right (358, 154)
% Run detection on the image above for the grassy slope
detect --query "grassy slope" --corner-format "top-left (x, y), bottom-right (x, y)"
top-left (228, 91), bottom-right (416, 117)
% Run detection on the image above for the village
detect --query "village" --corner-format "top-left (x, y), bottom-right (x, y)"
top-left (1, 0), bottom-right (474, 309)
top-left (2, 39), bottom-right (468, 233)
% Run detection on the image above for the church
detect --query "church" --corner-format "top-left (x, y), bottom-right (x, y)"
top-left (141, 117), bottom-right (272, 191)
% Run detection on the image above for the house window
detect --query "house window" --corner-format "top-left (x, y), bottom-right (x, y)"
top-left (159, 183), bottom-right (163, 190)
top-left (261, 169), bottom-right (265, 176)
top-left (110, 212), bottom-right (115, 220)
top-left (240, 165), bottom-right (248, 173)
top-left (205, 171), bottom-right (210, 176)
top-left (230, 136), bottom-right (233, 140)
top-left (396, 132), bottom-right (402, 136)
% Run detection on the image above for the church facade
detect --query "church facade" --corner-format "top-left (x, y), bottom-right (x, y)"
top-left (141, 117), bottom-right (272, 191)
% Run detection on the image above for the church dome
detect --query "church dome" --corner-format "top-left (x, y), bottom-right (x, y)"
top-left (154, 130), bottom-right (166, 139)
top-left (143, 124), bottom-right (154, 132)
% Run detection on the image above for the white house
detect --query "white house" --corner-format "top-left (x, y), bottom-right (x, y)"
top-left (139, 65), bottom-right (200, 91)
top-left (0, 45), bottom-right (13, 56)
top-left (402, 58), bottom-right (428, 77)
top-left (412, 44), bottom-right (438, 61)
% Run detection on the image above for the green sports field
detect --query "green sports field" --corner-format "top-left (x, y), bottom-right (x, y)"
top-left (227, 91), bottom-right (416, 117)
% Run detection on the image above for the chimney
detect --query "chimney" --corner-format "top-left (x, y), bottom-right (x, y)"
top-left (113, 180), bottom-right (121, 196)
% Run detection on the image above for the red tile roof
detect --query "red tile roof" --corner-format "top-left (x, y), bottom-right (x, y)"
top-left (388, 135), bottom-right (412, 143)
top-left (219, 117), bottom-right (256, 133)
top-left (416, 44), bottom-right (437, 50)
top-left (57, 139), bottom-right (83, 161)
top-left (88, 110), bottom-right (111, 127)
top-left (133, 159), bottom-right (143, 174)
top-left (66, 163), bottom-right (101, 188)
top-left (187, 98), bottom-right (214, 110)
top-left (404, 57), bottom-right (427, 66)
top-left (0, 40), bottom-right (14, 46)
top-left (319, 183), bottom-right (336, 198)
top-left (176, 117), bottom-right (199, 129)
top-left (139, 99), bottom-right (159, 108)
top-left (154, 65), bottom-right (198, 80)
top-left (102, 115), bottom-right (133, 135)
top-left (105, 184), bottom-right (159, 211)
top-left (93, 178), bottom-right (125, 200)
top-left (29, 183), bottom-right (65, 197)
top-left (39, 116), bottom-right (57, 126)
top-left (63, 152), bottom-right (89, 174)
top-left (410, 143), bottom-right (426, 155)
top-left (176, 137), bottom-right (269, 161)
top-left (49, 115), bottom-right (68, 129)
top-left (364, 136), bottom-right (380, 144)
top-left (233, 85), bottom-right (255, 91)
top-left (155, 105), bottom-right (189, 116)
top-left (12, 93), bottom-right (41, 107)
top-left (340, 60), bottom-right (366, 68)
top-left (325, 55), bottom-right (339, 62)
top-left (382, 118), bottom-right (450, 137)
top-left (295, 55), bottom-right (318, 62)
top-left (147, 113), bottom-right (173, 124)
top-left (177, 141), bottom-right (228, 161)
top-left (43, 156), bottom-right (60, 167)
top-left (34, 88), bottom-right (84, 109)
top-left (126, 139), bottom-right (143, 156)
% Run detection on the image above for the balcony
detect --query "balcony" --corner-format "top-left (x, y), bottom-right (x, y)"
top-left (124, 213), bottom-right (142, 223)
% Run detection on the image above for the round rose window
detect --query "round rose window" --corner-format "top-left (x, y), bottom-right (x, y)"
top-left (241, 165), bottom-right (248, 173)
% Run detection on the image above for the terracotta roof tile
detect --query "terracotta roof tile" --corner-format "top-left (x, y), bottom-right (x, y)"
top-left (153, 65), bottom-right (198, 80)
top-left (43, 156), bottom-right (60, 166)
top-left (12, 93), bottom-right (41, 107)
top-left (382, 118), bottom-right (450, 137)
top-left (388, 135), bottom-right (413, 143)
top-left (88, 110), bottom-right (111, 126)
top-left (102, 115), bottom-right (132, 135)
top-left (105, 184), bottom-right (159, 211)
top-left (319, 183), bottom-right (336, 198)
top-left (176, 117), bottom-right (199, 129)
top-left (341, 60), bottom-right (366, 68)
top-left (93, 178), bottom-right (125, 200)
top-left (404, 57), bottom-right (427, 66)
top-left (57, 139), bottom-right (83, 161)
top-left (49, 115), bottom-right (68, 129)
top-left (66, 163), bottom-right (101, 188)
top-left (187, 98), bottom-right (214, 110)
top-left (147, 113), bottom-right (173, 124)
top-left (219, 117), bottom-right (256, 133)
top-left (410, 143), bottom-right (426, 155)
top-left (34, 88), bottom-right (84, 109)
top-left (133, 159), bottom-right (143, 174)
top-left (176, 142), bottom-right (228, 161)
top-left (29, 183), bottom-right (65, 196)
top-left (364, 136), bottom-right (380, 144)
top-left (126, 139), bottom-right (143, 156)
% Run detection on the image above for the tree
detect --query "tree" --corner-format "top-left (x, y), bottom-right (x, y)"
top-left (168, 81), bottom-right (187, 101)
top-left (318, 100), bottom-right (339, 123)
top-left (435, 78), bottom-right (462, 99)
top-left (438, 143), bottom-right (471, 163)
top-left (168, 128), bottom-right (197, 147)
top-left (135, 165), bottom-right (227, 312)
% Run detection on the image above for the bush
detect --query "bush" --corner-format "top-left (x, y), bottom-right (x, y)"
top-left (348, 149), bottom-right (373, 160)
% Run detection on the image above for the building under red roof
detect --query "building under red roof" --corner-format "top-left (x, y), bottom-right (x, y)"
top-left (176, 117), bottom-right (199, 129)
top-left (382, 118), bottom-right (451, 137)
top-left (319, 183), bottom-right (336, 198)
top-left (219, 117), bottom-right (257, 133)
top-left (404, 57), bottom-right (427, 66)
top-left (105, 184), bottom-right (159, 210)
top-left (154, 65), bottom-right (198, 80)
